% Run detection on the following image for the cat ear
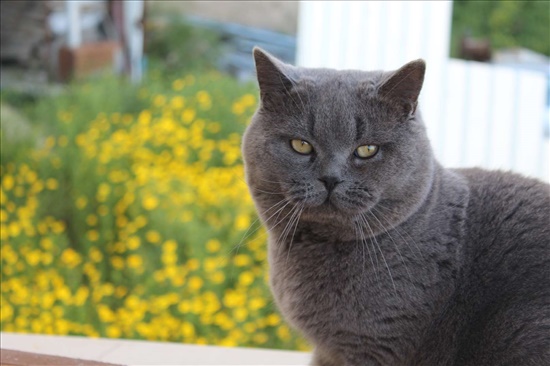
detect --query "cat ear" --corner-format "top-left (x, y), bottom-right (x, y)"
top-left (253, 47), bottom-right (296, 110)
top-left (378, 59), bottom-right (426, 114)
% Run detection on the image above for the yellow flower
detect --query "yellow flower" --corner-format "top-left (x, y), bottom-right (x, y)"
top-left (89, 248), bottom-right (103, 262)
top-left (206, 239), bottom-right (221, 253)
top-left (178, 300), bottom-right (191, 314)
top-left (8, 221), bottom-right (21, 237)
top-left (142, 194), bottom-right (158, 210)
top-left (87, 230), bottom-right (99, 242)
top-left (75, 134), bottom-right (86, 146)
top-left (266, 313), bottom-right (281, 326)
top-left (210, 271), bottom-right (225, 284)
top-left (276, 325), bottom-right (291, 341)
top-left (74, 286), bottom-right (90, 306)
top-left (181, 210), bottom-right (193, 222)
top-left (86, 214), bottom-right (98, 226)
top-left (39, 237), bottom-right (53, 250)
top-left (41, 252), bottom-right (53, 265)
top-left (75, 196), bottom-right (88, 209)
top-left (145, 230), bottom-right (161, 244)
top-left (127, 254), bottom-right (143, 269)
top-left (186, 258), bottom-right (199, 271)
top-left (234, 307), bottom-right (248, 322)
top-left (182, 108), bottom-right (196, 124)
top-left (127, 236), bottom-right (141, 250)
top-left (25, 250), bottom-right (41, 266)
top-left (207, 122), bottom-right (221, 133)
top-left (181, 322), bottom-right (195, 338)
top-left (238, 271), bottom-right (254, 287)
top-left (45, 178), bottom-right (58, 190)
top-left (232, 102), bottom-right (245, 115)
top-left (172, 79), bottom-right (185, 91)
top-left (188, 276), bottom-right (203, 291)
top-left (115, 286), bottom-right (127, 298)
top-left (111, 256), bottom-right (124, 270)
top-left (249, 298), bottom-right (266, 311)
top-left (51, 220), bottom-right (66, 234)
top-left (97, 205), bottom-right (109, 216)
top-left (163, 239), bottom-right (177, 252)
top-left (61, 248), bottom-right (82, 268)
top-left (170, 96), bottom-right (185, 109)
top-left (134, 215), bottom-right (147, 228)
top-left (96, 183), bottom-right (111, 202)
top-left (241, 94), bottom-right (256, 106)
top-left (153, 94), bottom-right (166, 107)
top-left (2, 175), bottom-right (15, 190)
top-left (233, 254), bottom-right (251, 267)
top-left (44, 136), bottom-right (56, 148)
top-left (116, 215), bottom-right (128, 228)
top-left (253, 332), bottom-right (268, 344)
top-left (106, 325), bottom-right (121, 338)
top-left (162, 252), bottom-right (177, 266)
top-left (97, 304), bottom-right (116, 323)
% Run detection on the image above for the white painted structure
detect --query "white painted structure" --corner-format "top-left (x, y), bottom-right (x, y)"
top-left (63, 0), bottom-right (144, 82)
top-left (297, 1), bottom-right (549, 182)
top-left (1, 332), bottom-right (310, 366)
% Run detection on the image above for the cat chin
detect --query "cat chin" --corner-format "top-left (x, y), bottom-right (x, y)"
top-left (300, 202), bottom-right (371, 224)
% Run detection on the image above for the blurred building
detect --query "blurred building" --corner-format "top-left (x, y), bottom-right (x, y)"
top-left (148, 1), bottom-right (298, 35)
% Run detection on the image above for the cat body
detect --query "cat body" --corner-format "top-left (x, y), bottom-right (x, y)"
top-left (242, 48), bottom-right (550, 365)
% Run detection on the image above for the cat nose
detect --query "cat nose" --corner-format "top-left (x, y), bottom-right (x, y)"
top-left (319, 176), bottom-right (342, 193)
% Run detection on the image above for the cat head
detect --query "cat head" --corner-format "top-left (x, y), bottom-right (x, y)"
top-left (243, 48), bottom-right (435, 229)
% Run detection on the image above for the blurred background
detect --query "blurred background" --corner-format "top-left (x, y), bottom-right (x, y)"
top-left (1, 0), bottom-right (549, 352)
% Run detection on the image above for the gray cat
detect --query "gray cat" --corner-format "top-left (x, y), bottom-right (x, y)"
top-left (242, 48), bottom-right (550, 366)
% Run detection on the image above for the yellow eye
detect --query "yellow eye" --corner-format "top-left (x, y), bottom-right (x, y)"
top-left (355, 145), bottom-right (379, 159)
top-left (291, 139), bottom-right (313, 155)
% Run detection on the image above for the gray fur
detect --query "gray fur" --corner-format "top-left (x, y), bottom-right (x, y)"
top-left (242, 48), bottom-right (550, 366)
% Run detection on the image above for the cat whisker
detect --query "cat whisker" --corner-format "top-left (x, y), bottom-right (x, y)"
top-left (225, 198), bottom-right (289, 263)
top-left (366, 209), bottom-right (413, 284)
top-left (372, 205), bottom-right (424, 260)
top-left (360, 212), bottom-right (397, 295)
top-left (250, 187), bottom-right (286, 195)
top-left (353, 220), bottom-right (367, 280)
top-left (284, 203), bottom-right (305, 263)
top-left (356, 214), bottom-right (380, 286)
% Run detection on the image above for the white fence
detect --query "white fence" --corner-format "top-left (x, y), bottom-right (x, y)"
top-left (296, 1), bottom-right (549, 182)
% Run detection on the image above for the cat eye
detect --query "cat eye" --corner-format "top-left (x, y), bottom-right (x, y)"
top-left (290, 139), bottom-right (313, 155)
top-left (354, 144), bottom-right (379, 159)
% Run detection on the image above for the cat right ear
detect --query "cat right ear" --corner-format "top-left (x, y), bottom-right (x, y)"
top-left (378, 59), bottom-right (426, 116)
top-left (253, 47), bottom-right (296, 110)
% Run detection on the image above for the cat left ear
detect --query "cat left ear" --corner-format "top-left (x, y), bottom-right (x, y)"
top-left (253, 47), bottom-right (296, 110)
top-left (378, 59), bottom-right (426, 114)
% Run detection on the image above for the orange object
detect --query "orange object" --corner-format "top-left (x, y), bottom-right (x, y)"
top-left (58, 41), bottom-right (120, 82)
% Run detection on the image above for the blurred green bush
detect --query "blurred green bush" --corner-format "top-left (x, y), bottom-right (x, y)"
top-left (451, 0), bottom-right (550, 57)
top-left (0, 17), bottom-right (309, 351)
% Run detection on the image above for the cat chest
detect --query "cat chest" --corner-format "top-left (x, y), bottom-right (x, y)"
top-left (268, 237), bottom-right (440, 355)
top-left (269, 241), bottom-right (388, 338)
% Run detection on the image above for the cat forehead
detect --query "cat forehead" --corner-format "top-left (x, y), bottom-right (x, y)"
top-left (297, 68), bottom-right (385, 88)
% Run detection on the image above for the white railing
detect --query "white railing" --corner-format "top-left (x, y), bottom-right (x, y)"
top-left (297, 1), bottom-right (549, 182)
top-left (0, 332), bottom-right (310, 366)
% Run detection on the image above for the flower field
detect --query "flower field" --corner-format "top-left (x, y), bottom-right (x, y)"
top-left (0, 72), bottom-right (309, 350)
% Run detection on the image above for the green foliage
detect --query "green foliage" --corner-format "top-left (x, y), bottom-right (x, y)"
top-left (145, 16), bottom-right (223, 76)
top-left (451, 0), bottom-right (550, 57)
top-left (1, 70), bottom-right (310, 350)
